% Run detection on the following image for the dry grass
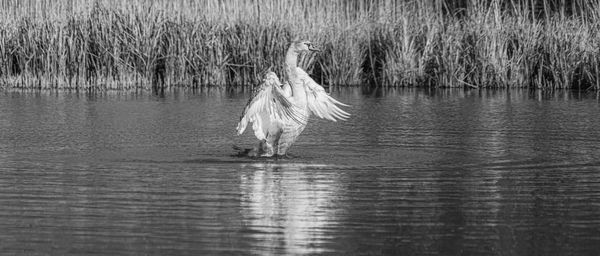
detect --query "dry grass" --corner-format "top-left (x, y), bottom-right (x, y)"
top-left (0, 0), bottom-right (599, 89)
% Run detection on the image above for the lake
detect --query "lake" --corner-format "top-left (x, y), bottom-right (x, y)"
top-left (1, 88), bottom-right (599, 255)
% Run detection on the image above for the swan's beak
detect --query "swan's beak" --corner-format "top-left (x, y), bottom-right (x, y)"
top-left (309, 45), bottom-right (321, 52)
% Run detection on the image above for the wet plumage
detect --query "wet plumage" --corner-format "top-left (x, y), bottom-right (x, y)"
top-left (236, 40), bottom-right (350, 157)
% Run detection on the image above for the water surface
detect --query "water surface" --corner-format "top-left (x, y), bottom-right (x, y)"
top-left (1, 88), bottom-right (600, 255)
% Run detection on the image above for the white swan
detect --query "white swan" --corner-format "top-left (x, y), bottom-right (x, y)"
top-left (236, 40), bottom-right (350, 157)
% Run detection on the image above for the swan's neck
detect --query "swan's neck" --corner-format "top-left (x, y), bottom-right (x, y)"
top-left (284, 48), bottom-right (298, 79)
top-left (284, 47), bottom-right (305, 101)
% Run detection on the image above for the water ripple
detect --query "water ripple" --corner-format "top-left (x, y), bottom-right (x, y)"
top-left (1, 89), bottom-right (600, 255)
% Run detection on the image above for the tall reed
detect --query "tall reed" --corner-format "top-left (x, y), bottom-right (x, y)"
top-left (0, 0), bottom-right (598, 89)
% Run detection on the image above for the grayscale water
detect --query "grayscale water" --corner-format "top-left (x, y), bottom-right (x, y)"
top-left (1, 88), bottom-right (599, 255)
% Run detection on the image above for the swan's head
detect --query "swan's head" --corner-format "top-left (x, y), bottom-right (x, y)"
top-left (291, 40), bottom-right (320, 53)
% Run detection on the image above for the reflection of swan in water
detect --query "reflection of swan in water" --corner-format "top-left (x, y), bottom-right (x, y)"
top-left (236, 40), bottom-right (350, 157)
top-left (239, 163), bottom-right (340, 254)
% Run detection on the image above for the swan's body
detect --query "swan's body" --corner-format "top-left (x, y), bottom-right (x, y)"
top-left (236, 40), bottom-right (350, 157)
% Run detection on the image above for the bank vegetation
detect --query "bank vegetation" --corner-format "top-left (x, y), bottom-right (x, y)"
top-left (0, 0), bottom-right (598, 90)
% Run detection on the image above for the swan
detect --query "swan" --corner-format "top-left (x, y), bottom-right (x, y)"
top-left (236, 40), bottom-right (350, 157)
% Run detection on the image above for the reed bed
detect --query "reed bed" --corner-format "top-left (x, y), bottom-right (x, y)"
top-left (0, 0), bottom-right (599, 89)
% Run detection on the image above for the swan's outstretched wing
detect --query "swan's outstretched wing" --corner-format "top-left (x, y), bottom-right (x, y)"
top-left (296, 68), bottom-right (350, 121)
top-left (236, 72), bottom-right (304, 140)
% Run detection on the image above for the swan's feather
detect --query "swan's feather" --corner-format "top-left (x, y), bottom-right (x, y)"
top-left (236, 72), bottom-right (305, 139)
top-left (296, 68), bottom-right (350, 121)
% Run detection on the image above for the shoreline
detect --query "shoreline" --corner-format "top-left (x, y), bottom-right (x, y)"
top-left (0, 0), bottom-right (598, 90)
